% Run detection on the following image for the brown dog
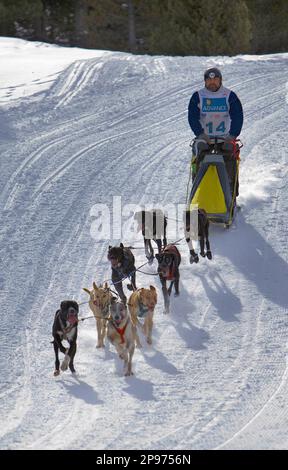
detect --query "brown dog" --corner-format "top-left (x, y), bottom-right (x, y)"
top-left (83, 282), bottom-right (113, 348)
top-left (107, 299), bottom-right (136, 376)
top-left (128, 286), bottom-right (157, 347)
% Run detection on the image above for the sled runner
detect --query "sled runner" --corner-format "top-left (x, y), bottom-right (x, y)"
top-left (188, 137), bottom-right (242, 228)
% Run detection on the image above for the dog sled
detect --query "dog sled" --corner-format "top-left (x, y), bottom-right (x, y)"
top-left (188, 137), bottom-right (242, 228)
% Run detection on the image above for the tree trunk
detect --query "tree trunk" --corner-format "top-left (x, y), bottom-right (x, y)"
top-left (128, 0), bottom-right (136, 52)
top-left (74, 0), bottom-right (87, 47)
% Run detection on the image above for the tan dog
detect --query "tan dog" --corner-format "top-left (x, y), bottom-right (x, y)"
top-left (107, 300), bottom-right (136, 376)
top-left (128, 286), bottom-right (157, 347)
top-left (83, 282), bottom-right (113, 348)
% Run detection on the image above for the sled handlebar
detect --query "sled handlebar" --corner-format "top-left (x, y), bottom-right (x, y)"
top-left (190, 136), bottom-right (243, 147)
top-left (209, 136), bottom-right (242, 143)
top-left (208, 136), bottom-right (243, 151)
top-left (209, 136), bottom-right (226, 143)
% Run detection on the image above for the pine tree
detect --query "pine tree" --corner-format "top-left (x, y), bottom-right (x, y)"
top-left (145, 0), bottom-right (251, 56)
top-left (0, 0), bottom-right (43, 38)
top-left (246, 0), bottom-right (288, 53)
top-left (40, 0), bottom-right (75, 45)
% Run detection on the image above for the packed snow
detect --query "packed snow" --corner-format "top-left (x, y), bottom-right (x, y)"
top-left (0, 37), bottom-right (288, 450)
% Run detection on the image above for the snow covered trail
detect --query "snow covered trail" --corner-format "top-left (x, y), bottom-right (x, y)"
top-left (0, 39), bottom-right (288, 449)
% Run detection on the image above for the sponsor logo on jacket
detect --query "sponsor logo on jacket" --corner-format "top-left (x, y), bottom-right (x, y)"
top-left (202, 97), bottom-right (228, 113)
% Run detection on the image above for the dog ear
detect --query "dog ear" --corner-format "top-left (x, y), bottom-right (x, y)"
top-left (60, 301), bottom-right (68, 311)
top-left (93, 281), bottom-right (97, 290)
top-left (83, 288), bottom-right (91, 295)
top-left (104, 282), bottom-right (109, 289)
top-left (72, 301), bottom-right (79, 312)
top-left (120, 242), bottom-right (124, 248)
top-left (150, 285), bottom-right (156, 291)
top-left (108, 245), bottom-right (112, 250)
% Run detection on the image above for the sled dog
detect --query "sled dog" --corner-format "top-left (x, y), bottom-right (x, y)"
top-left (83, 282), bottom-right (113, 348)
top-left (128, 286), bottom-right (157, 346)
top-left (107, 299), bottom-right (136, 376)
top-left (107, 243), bottom-right (136, 304)
top-left (156, 244), bottom-right (181, 314)
top-left (52, 300), bottom-right (78, 376)
top-left (184, 208), bottom-right (212, 263)
top-left (134, 209), bottom-right (167, 263)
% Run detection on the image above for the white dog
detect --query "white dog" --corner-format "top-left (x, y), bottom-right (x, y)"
top-left (107, 300), bottom-right (136, 376)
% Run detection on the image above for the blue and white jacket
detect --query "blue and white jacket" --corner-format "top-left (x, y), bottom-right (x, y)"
top-left (188, 85), bottom-right (243, 138)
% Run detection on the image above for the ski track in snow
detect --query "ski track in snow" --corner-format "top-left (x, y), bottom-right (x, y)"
top-left (0, 44), bottom-right (288, 450)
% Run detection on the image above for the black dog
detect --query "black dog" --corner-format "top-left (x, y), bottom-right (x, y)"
top-left (108, 243), bottom-right (136, 305)
top-left (184, 208), bottom-right (212, 263)
top-left (52, 300), bottom-right (79, 376)
top-left (155, 244), bottom-right (181, 313)
top-left (134, 210), bottom-right (167, 263)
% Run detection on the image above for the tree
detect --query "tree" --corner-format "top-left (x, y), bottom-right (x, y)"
top-left (0, 0), bottom-right (286, 55)
top-left (0, 0), bottom-right (43, 38)
top-left (246, 0), bottom-right (288, 53)
top-left (40, 0), bottom-right (75, 45)
top-left (146, 0), bottom-right (251, 55)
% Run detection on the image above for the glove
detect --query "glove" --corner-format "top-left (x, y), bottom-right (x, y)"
top-left (197, 133), bottom-right (211, 144)
top-left (223, 134), bottom-right (236, 151)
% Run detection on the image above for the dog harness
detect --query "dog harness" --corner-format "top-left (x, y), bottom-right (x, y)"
top-left (166, 266), bottom-right (175, 281)
top-left (162, 245), bottom-right (181, 281)
top-left (56, 311), bottom-right (77, 340)
top-left (111, 319), bottom-right (128, 344)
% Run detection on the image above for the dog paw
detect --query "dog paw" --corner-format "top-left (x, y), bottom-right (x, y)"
top-left (136, 342), bottom-right (143, 349)
top-left (206, 251), bottom-right (212, 260)
top-left (200, 252), bottom-right (206, 258)
top-left (125, 370), bottom-right (134, 376)
top-left (174, 292), bottom-right (180, 297)
top-left (190, 254), bottom-right (199, 264)
top-left (146, 255), bottom-right (154, 264)
top-left (53, 370), bottom-right (60, 377)
top-left (61, 355), bottom-right (70, 371)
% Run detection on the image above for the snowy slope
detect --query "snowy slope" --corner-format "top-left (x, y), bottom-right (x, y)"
top-left (0, 38), bottom-right (288, 450)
